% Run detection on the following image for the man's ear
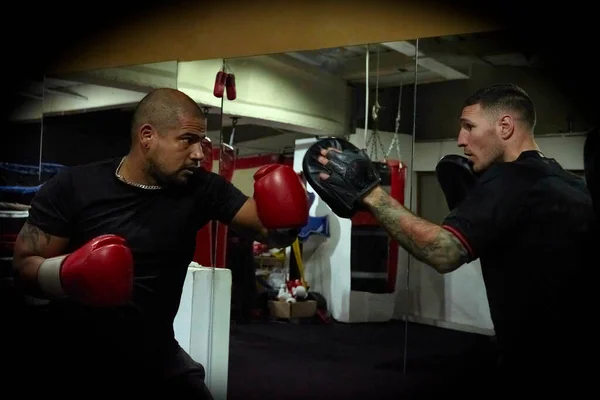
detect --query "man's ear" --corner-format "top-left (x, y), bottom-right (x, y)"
top-left (499, 115), bottom-right (515, 140)
top-left (139, 124), bottom-right (155, 148)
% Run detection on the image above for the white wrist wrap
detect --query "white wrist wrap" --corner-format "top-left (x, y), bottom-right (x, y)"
top-left (37, 255), bottom-right (68, 298)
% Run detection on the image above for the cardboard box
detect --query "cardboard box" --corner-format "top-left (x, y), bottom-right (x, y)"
top-left (268, 300), bottom-right (317, 319)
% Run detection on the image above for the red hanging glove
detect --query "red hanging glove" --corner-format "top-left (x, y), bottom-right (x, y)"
top-left (226, 73), bottom-right (237, 100)
top-left (213, 70), bottom-right (227, 98)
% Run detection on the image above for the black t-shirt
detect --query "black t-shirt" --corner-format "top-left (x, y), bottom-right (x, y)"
top-left (26, 157), bottom-right (248, 358)
top-left (442, 151), bottom-right (595, 361)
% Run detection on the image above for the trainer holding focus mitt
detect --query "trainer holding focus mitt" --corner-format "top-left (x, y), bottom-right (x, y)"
top-left (303, 83), bottom-right (595, 395)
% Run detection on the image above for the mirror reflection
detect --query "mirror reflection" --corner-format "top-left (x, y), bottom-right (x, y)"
top-left (410, 28), bottom-right (595, 395)
top-left (208, 28), bottom-right (596, 399)
top-left (213, 41), bottom-right (421, 398)
top-left (1, 77), bottom-right (45, 317)
top-left (176, 57), bottom-right (226, 272)
top-left (174, 57), bottom-right (230, 397)
top-left (41, 61), bottom-right (179, 164)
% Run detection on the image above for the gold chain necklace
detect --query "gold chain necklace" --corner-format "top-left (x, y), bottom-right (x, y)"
top-left (115, 157), bottom-right (163, 190)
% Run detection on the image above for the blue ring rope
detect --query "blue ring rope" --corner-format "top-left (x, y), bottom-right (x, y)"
top-left (0, 162), bottom-right (66, 195)
top-left (0, 162), bottom-right (65, 176)
top-left (0, 184), bottom-right (44, 194)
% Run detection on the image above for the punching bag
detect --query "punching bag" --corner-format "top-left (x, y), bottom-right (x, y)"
top-left (350, 159), bottom-right (406, 293)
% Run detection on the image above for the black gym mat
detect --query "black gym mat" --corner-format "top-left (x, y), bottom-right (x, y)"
top-left (226, 319), bottom-right (499, 399)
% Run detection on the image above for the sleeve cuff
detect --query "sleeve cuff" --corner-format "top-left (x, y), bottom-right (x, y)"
top-left (25, 217), bottom-right (71, 238)
top-left (442, 224), bottom-right (476, 260)
top-left (222, 195), bottom-right (250, 223)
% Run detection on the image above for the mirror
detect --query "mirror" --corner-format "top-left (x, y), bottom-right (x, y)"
top-left (1, 74), bottom-right (45, 354)
top-left (174, 57), bottom-right (230, 397)
top-left (176, 57), bottom-right (227, 269)
top-left (215, 41), bottom-right (420, 398)
top-left (409, 28), bottom-right (594, 388)
top-left (41, 61), bottom-right (178, 165)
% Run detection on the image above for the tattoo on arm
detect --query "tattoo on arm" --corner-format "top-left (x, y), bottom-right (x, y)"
top-left (19, 223), bottom-right (52, 255)
top-left (365, 189), bottom-right (470, 273)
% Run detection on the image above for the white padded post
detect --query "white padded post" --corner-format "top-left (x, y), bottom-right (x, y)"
top-left (173, 264), bottom-right (232, 400)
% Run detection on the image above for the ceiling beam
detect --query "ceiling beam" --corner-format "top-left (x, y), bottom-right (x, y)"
top-left (381, 41), bottom-right (468, 81)
top-left (339, 51), bottom-right (413, 81)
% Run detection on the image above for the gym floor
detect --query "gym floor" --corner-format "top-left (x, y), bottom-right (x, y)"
top-left (226, 317), bottom-right (500, 399)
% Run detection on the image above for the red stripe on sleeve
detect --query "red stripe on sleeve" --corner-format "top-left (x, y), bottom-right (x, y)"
top-left (442, 225), bottom-right (476, 259)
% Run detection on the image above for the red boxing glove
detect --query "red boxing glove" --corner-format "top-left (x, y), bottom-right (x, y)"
top-left (213, 70), bottom-right (227, 98)
top-left (226, 73), bottom-right (237, 100)
top-left (254, 164), bottom-right (309, 229)
top-left (37, 234), bottom-right (134, 307)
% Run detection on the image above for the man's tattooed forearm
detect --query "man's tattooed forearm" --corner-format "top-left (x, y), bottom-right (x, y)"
top-left (367, 193), bottom-right (469, 272)
top-left (20, 223), bottom-right (51, 254)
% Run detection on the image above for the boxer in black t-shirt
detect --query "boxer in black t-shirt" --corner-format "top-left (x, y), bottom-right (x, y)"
top-left (310, 83), bottom-right (595, 394)
top-left (10, 88), bottom-right (309, 398)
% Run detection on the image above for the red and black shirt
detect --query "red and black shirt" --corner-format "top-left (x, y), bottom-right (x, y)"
top-left (442, 150), bottom-right (594, 361)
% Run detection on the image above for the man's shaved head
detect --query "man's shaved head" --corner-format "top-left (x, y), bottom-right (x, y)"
top-left (130, 88), bottom-right (205, 138)
top-left (127, 88), bottom-right (208, 187)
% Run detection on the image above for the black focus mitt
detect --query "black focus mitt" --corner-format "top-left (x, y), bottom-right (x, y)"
top-left (435, 154), bottom-right (478, 211)
top-left (302, 137), bottom-right (381, 218)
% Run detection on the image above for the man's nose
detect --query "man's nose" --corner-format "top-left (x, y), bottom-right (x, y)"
top-left (457, 129), bottom-right (468, 147)
top-left (190, 142), bottom-right (205, 162)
